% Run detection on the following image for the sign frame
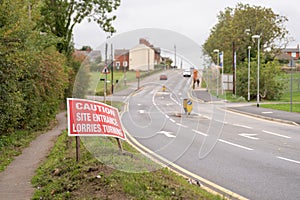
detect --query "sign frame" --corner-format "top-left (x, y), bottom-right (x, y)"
top-left (67, 98), bottom-right (126, 140)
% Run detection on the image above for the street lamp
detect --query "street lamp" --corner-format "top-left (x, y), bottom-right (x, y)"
top-left (213, 49), bottom-right (219, 97)
top-left (252, 35), bottom-right (260, 107)
top-left (247, 46), bottom-right (251, 102)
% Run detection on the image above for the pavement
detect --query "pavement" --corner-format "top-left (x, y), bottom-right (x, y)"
top-left (191, 88), bottom-right (300, 126)
top-left (0, 112), bottom-right (67, 200)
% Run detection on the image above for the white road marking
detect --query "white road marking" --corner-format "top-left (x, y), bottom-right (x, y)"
top-left (138, 110), bottom-right (146, 114)
top-left (262, 130), bottom-right (291, 139)
top-left (192, 129), bottom-right (208, 137)
top-left (176, 123), bottom-right (188, 128)
top-left (157, 131), bottom-right (176, 138)
top-left (239, 133), bottom-right (259, 140)
top-left (277, 156), bottom-right (300, 164)
top-left (218, 139), bottom-right (254, 151)
top-left (233, 124), bottom-right (253, 129)
top-left (170, 118), bottom-right (176, 123)
top-left (262, 111), bottom-right (273, 114)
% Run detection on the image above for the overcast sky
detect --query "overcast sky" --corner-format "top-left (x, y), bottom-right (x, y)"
top-left (73, 0), bottom-right (300, 50)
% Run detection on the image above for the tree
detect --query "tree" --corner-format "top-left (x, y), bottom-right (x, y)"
top-left (236, 58), bottom-right (285, 100)
top-left (0, 0), bottom-right (69, 133)
top-left (203, 3), bottom-right (288, 73)
top-left (40, 0), bottom-right (121, 56)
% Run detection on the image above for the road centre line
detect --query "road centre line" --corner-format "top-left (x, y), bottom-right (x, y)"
top-left (218, 139), bottom-right (254, 151)
top-left (277, 156), bottom-right (300, 164)
top-left (233, 123), bottom-right (253, 129)
top-left (262, 130), bottom-right (291, 139)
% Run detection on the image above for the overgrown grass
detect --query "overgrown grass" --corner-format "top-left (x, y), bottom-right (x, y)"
top-left (31, 131), bottom-right (223, 200)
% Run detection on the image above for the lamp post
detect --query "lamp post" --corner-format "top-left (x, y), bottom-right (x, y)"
top-left (213, 49), bottom-right (219, 97)
top-left (252, 35), bottom-right (260, 107)
top-left (247, 46), bottom-right (251, 102)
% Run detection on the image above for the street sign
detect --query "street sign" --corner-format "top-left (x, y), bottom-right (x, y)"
top-left (67, 98), bottom-right (126, 140)
top-left (102, 66), bottom-right (110, 74)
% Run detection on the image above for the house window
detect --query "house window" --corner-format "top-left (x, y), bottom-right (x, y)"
top-left (116, 62), bottom-right (120, 69)
top-left (123, 61), bottom-right (128, 67)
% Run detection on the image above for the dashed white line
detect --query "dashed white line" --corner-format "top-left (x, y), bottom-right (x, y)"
top-left (176, 123), bottom-right (188, 128)
top-left (239, 133), bottom-right (259, 140)
top-left (262, 130), bottom-right (291, 139)
top-left (170, 118), bottom-right (176, 123)
top-left (218, 139), bottom-right (254, 151)
top-left (192, 129), bottom-right (208, 137)
top-left (233, 124), bottom-right (253, 129)
top-left (277, 156), bottom-right (300, 164)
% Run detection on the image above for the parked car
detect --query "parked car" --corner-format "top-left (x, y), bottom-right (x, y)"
top-left (183, 69), bottom-right (191, 77)
top-left (159, 74), bottom-right (168, 80)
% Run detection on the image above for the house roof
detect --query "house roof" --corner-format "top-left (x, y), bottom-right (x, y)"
top-left (114, 49), bottom-right (129, 57)
top-left (282, 48), bottom-right (299, 53)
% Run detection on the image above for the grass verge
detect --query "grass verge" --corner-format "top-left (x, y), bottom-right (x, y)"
top-left (31, 131), bottom-right (223, 200)
top-left (260, 103), bottom-right (300, 113)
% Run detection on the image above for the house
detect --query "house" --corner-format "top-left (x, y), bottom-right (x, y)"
top-left (114, 38), bottom-right (163, 71)
top-left (281, 45), bottom-right (300, 60)
top-left (129, 38), bottom-right (162, 71)
top-left (139, 38), bottom-right (162, 65)
top-left (73, 49), bottom-right (101, 63)
top-left (114, 49), bottom-right (129, 70)
top-left (129, 43), bottom-right (155, 71)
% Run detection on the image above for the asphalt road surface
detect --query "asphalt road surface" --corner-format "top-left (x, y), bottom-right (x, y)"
top-left (121, 69), bottom-right (300, 200)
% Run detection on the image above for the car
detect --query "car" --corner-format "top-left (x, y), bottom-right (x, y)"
top-left (159, 74), bottom-right (168, 80)
top-left (183, 69), bottom-right (191, 77)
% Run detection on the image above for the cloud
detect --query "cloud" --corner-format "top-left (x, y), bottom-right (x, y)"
top-left (73, 0), bottom-right (300, 49)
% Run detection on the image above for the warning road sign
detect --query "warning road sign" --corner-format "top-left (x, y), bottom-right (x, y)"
top-left (102, 66), bottom-right (110, 74)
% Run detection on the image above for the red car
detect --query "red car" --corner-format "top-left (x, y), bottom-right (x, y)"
top-left (159, 74), bottom-right (168, 80)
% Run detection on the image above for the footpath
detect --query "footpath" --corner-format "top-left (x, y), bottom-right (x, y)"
top-left (0, 112), bottom-right (67, 200)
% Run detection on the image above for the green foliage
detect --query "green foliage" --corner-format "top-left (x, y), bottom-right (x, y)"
top-left (0, 0), bottom-right (69, 133)
top-left (236, 59), bottom-right (285, 100)
top-left (203, 3), bottom-right (288, 73)
top-left (40, 0), bottom-right (121, 55)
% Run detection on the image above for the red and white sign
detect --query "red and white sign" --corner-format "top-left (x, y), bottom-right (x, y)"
top-left (67, 98), bottom-right (126, 140)
top-left (102, 66), bottom-right (110, 74)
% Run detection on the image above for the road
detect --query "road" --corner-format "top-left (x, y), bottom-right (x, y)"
top-left (121, 69), bottom-right (300, 200)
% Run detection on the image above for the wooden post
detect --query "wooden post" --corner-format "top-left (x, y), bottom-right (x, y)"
top-left (76, 136), bottom-right (80, 162)
top-left (116, 138), bottom-right (123, 152)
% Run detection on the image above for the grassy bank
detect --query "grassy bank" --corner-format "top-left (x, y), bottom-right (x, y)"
top-left (89, 69), bottom-right (163, 95)
top-left (31, 131), bottom-right (223, 200)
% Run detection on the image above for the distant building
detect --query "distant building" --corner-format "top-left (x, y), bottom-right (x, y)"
top-left (114, 49), bottom-right (129, 70)
top-left (114, 38), bottom-right (162, 71)
top-left (281, 45), bottom-right (300, 60)
top-left (129, 44), bottom-right (155, 71)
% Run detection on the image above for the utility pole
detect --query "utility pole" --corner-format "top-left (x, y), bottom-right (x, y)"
top-left (232, 42), bottom-right (236, 95)
top-left (174, 45), bottom-right (176, 68)
top-left (111, 43), bottom-right (114, 94)
top-left (104, 42), bottom-right (108, 103)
